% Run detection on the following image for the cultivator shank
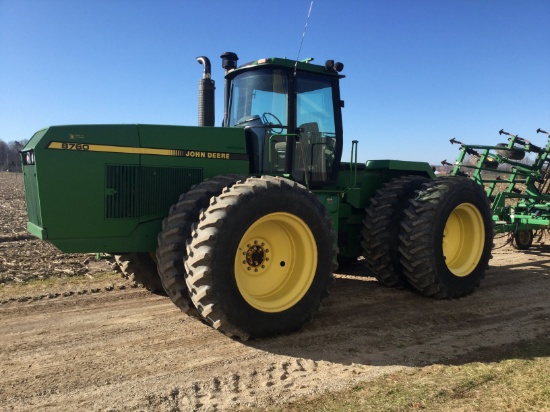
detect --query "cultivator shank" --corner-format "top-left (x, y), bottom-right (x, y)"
top-left (448, 128), bottom-right (550, 247)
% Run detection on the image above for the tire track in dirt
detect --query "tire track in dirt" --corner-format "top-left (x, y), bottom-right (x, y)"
top-left (2, 173), bottom-right (550, 411)
top-left (1, 247), bottom-right (550, 411)
top-left (0, 289), bottom-right (372, 411)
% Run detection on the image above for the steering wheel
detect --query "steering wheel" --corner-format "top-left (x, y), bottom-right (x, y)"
top-left (261, 112), bottom-right (284, 134)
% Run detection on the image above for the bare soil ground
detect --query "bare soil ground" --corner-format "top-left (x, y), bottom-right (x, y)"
top-left (0, 173), bottom-right (111, 285)
top-left (1, 172), bottom-right (550, 411)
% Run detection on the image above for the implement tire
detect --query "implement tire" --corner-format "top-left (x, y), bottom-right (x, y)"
top-left (512, 229), bottom-right (533, 250)
top-left (361, 175), bottom-right (430, 287)
top-left (398, 177), bottom-right (493, 299)
top-left (115, 253), bottom-right (164, 293)
top-left (468, 154), bottom-right (499, 170)
top-left (156, 175), bottom-right (245, 314)
top-left (185, 176), bottom-right (335, 340)
top-left (495, 143), bottom-right (525, 161)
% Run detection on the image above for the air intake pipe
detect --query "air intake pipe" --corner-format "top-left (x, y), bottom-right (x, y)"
top-left (197, 56), bottom-right (215, 127)
top-left (221, 52), bottom-right (238, 127)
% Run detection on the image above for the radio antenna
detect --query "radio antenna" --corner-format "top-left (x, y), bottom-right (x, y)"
top-left (295, 1), bottom-right (314, 74)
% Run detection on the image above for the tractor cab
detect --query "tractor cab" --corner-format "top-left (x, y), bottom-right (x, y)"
top-left (225, 57), bottom-right (345, 187)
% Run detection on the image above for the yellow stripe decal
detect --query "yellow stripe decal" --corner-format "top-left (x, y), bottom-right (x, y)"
top-left (47, 142), bottom-right (248, 160)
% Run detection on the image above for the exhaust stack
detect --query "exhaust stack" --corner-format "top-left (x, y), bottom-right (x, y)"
top-left (197, 56), bottom-right (215, 127)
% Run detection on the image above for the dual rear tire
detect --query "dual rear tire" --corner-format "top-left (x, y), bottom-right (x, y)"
top-left (114, 253), bottom-right (164, 293)
top-left (363, 176), bottom-right (493, 299)
top-left (361, 175), bottom-right (430, 288)
top-left (156, 175), bottom-right (246, 313)
top-left (159, 176), bottom-right (335, 339)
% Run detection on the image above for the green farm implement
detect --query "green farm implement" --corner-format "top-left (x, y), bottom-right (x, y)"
top-left (448, 128), bottom-right (550, 249)
top-left (21, 53), bottom-right (493, 339)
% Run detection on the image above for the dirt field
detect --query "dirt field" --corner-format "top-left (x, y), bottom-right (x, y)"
top-left (1, 172), bottom-right (550, 411)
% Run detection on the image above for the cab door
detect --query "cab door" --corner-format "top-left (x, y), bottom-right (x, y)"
top-left (292, 73), bottom-right (340, 186)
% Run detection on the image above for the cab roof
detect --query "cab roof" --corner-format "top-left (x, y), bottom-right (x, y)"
top-left (226, 57), bottom-right (345, 79)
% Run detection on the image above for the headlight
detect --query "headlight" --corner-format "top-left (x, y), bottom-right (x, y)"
top-left (23, 151), bottom-right (35, 165)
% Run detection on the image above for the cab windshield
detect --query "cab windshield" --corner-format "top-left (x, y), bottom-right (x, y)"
top-left (228, 68), bottom-right (288, 128)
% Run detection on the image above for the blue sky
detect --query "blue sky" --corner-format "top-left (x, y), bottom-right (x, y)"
top-left (1, 0), bottom-right (548, 164)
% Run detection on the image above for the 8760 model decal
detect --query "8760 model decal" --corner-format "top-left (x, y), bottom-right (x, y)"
top-left (47, 142), bottom-right (248, 160)
top-left (59, 142), bottom-right (90, 151)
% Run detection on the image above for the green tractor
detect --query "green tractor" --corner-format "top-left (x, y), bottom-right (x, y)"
top-left (20, 53), bottom-right (493, 339)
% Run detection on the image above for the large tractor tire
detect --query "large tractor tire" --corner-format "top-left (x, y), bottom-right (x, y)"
top-left (184, 176), bottom-right (335, 340)
top-left (115, 253), bottom-right (164, 293)
top-left (398, 177), bottom-right (493, 299)
top-left (156, 175), bottom-right (245, 314)
top-left (361, 175), bottom-right (430, 287)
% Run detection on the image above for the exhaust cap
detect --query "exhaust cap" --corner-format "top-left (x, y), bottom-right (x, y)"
top-left (221, 52), bottom-right (239, 72)
top-left (197, 56), bottom-right (212, 79)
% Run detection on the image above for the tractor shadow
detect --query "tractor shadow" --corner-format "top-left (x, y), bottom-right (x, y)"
top-left (492, 241), bottom-right (550, 271)
top-left (247, 256), bottom-right (550, 369)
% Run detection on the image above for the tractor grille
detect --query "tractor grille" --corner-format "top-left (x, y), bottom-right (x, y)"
top-left (105, 165), bottom-right (139, 219)
top-left (105, 165), bottom-right (203, 219)
top-left (23, 165), bottom-right (42, 227)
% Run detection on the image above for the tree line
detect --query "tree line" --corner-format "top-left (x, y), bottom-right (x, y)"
top-left (0, 140), bottom-right (28, 172)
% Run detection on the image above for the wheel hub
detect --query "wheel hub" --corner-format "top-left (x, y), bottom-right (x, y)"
top-left (241, 240), bottom-right (270, 273)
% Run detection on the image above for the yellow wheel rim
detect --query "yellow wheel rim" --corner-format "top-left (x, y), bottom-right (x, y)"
top-left (234, 212), bottom-right (317, 312)
top-left (442, 203), bottom-right (485, 277)
top-left (517, 230), bottom-right (531, 246)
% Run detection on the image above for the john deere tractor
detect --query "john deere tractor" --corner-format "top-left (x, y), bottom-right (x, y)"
top-left (21, 52), bottom-right (493, 339)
